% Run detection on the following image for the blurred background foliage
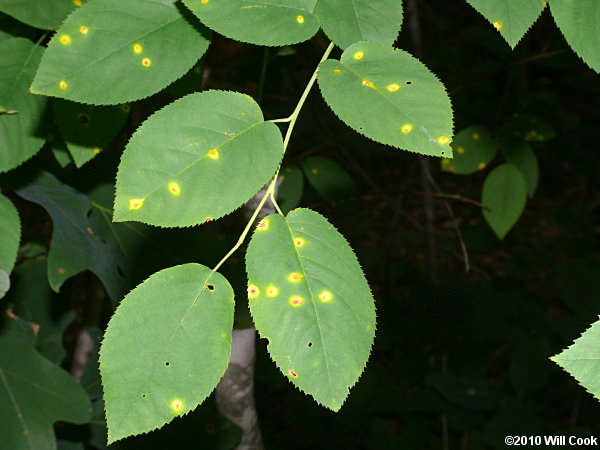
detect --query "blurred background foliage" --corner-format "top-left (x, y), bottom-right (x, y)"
top-left (1, 0), bottom-right (600, 448)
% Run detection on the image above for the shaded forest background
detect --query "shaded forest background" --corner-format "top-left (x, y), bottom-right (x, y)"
top-left (3, 0), bottom-right (600, 448)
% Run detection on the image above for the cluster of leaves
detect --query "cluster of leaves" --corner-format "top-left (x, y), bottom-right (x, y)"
top-left (1, 0), bottom-right (600, 448)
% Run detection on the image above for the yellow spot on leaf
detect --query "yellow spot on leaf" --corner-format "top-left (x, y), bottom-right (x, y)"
top-left (478, 162), bottom-right (487, 170)
top-left (288, 272), bottom-right (303, 283)
top-left (207, 149), bottom-right (219, 159)
top-left (296, 15), bottom-right (304, 24)
top-left (266, 286), bottom-right (279, 297)
top-left (288, 369), bottom-right (298, 378)
top-left (59, 35), bottom-right (72, 45)
top-left (318, 291), bottom-right (333, 303)
top-left (311, 168), bottom-right (318, 174)
top-left (168, 181), bottom-right (181, 196)
top-left (457, 146), bottom-right (465, 154)
top-left (92, 147), bottom-right (101, 154)
top-left (442, 158), bottom-right (451, 165)
top-left (248, 285), bottom-right (259, 299)
top-left (294, 237), bottom-right (306, 247)
top-left (472, 132), bottom-right (480, 140)
top-left (401, 124), bottom-right (413, 134)
top-left (493, 21), bottom-right (503, 30)
top-left (201, 0), bottom-right (208, 3)
top-left (121, 104), bottom-right (130, 112)
top-left (59, 81), bottom-right (68, 90)
top-left (353, 51), bottom-right (364, 60)
top-left (73, 0), bottom-right (82, 6)
top-left (387, 83), bottom-right (400, 92)
top-left (361, 79), bottom-right (375, 88)
top-left (58, 267), bottom-right (65, 274)
top-left (437, 136), bottom-right (450, 145)
top-left (133, 43), bottom-right (143, 54)
top-left (257, 219), bottom-right (269, 230)
top-left (333, 68), bottom-right (342, 74)
top-left (289, 296), bottom-right (304, 307)
top-left (129, 198), bottom-right (144, 210)
top-left (142, 58), bottom-right (152, 67)
top-left (169, 398), bottom-right (185, 414)
top-left (79, 26), bottom-right (89, 34)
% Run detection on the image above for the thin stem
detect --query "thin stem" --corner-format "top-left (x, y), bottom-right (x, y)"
top-left (256, 47), bottom-right (269, 104)
top-left (270, 117), bottom-right (292, 123)
top-left (211, 42), bottom-right (335, 274)
top-left (212, 179), bottom-right (276, 274)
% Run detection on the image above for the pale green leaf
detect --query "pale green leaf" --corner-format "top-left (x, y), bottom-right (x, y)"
top-left (183, 0), bottom-right (319, 47)
top-left (0, 193), bottom-right (20, 274)
top-left (114, 91), bottom-right (284, 227)
top-left (278, 166), bottom-right (304, 214)
top-left (441, 126), bottom-right (496, 175)
top-left (318, 41), bottom-right (453, 158)
top-left (31, 0), bottom-right (210, 105)
top-left (15, 171), bottom-right (127, 302)
top-left (0, 38), bottom-right (47, 172)
top-left (0, 325), bottom-right (92, 450)
top-left (552, 319), bottom-right (600, 401)
top-left (99, 263), bottom-right (234, 443)
top-left (501, 140), bottom-right (539, 198)
top-left (52, 99), bottom-right (128, 167)
top-left (481, 163), bottom-right (527, 239)
top-left (465, 0), bottom-right (546, 48)
top-left (245, 208), bottom-right (376, 411)
top-left (0, 0), bottom-right (80, 30)
top-left (550, 0), bottom-right (600, 72)
top-left (315, 0), bottom-right (403, 49)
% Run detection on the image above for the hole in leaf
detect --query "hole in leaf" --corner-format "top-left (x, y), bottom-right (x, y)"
top-left (307, 342), bottom-right (313, 347)
top-left (165, 362), bottom-right (170, 366)
top-left (142, 394), bottom-right (146, 398)
top-left (406, 81), bottom-right (412, 85)
top-left (207, 284), bottom-right (215, 291)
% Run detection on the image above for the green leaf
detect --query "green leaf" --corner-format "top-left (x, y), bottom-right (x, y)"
top-left (8, 258), bottom-right (74, 364)
top-left (552, 319), bottom-right (600, 401)
top-left (500, 140), bottom-right (539, 198)
top-left (550, 0), bottom-right (600, 72)
top-left (31, 0), bottom-right (210, 105)
top-left (52, 99), bottom-right (129, 167)
top-left (301, 156), bottom-right (357, 208)
top-left (464, 0), bottom-right (546, 48)
top-left (0, 0), bottom-right (81, 30)
top-left (278, 166), bottom-right (304, 214)
top-left (245, 208), bottom-right (376, 411)
top-left (15, 171), bottom-right (127, 302)
top-left (315, 0), bottom-right (403, 49)
top-left (114, 91), bottom-right (284, 227)
top-left (0, 324), bottom-right (92, 450)
top-left (0, 38), bottom-right (47, 173)
top-left (441, 125), bottom-right (496, 175)
top-left (183, 0), bottom-right (319, 47)
top-left (99, 263), bottom-right (234, 443)
top-left (318, 41), bottom-right (453, 158)
top-left (0, 193), bottom-right (20, 274)
top-left (481, 164), bottom-right (527, 239)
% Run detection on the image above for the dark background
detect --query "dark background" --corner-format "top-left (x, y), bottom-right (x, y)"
top-left (4, 0), bottom-right (600, 448)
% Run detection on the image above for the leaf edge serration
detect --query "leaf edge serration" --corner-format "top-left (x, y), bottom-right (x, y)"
top-left (244, 207), bottom-right (377, 412)
top-left (98, 263), bottom-right (234, 444)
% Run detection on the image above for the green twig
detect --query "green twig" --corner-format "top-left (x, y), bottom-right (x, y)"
top-left (212, 42), bottom-right (335, 274)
